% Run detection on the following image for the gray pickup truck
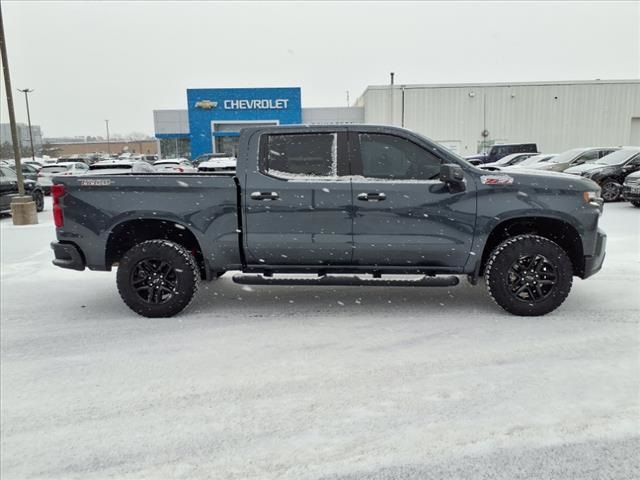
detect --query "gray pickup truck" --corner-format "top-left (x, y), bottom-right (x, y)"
top-left (50, 125), bottom-right (606, 318)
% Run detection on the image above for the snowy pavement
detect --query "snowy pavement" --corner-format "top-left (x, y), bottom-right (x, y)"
top-left (1, 199), bottom-right (639, 479)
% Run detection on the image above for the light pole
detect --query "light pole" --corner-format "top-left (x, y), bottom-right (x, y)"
top-left (0, 2), bottom-right (37, 224)
top-left (105, 119), bottom-right (110, 155)
top-left (18, 88), bottom-right (35, 161)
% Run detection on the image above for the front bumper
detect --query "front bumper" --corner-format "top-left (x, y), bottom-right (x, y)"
top-left (582, 228), bottom-right (606, 279)
top-left (51, 241), bottom-right (85, 271)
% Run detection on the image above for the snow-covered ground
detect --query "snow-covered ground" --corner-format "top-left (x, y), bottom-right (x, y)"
top-left (1, 199), bottom-right (638, 479)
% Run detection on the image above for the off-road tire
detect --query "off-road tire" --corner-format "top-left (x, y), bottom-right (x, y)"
top-left (117, 240), bottom-right (199, 318)
top-left (485, 234), bottom-right (573, 316)
top-left (631, 201), bottom-right (640, 208)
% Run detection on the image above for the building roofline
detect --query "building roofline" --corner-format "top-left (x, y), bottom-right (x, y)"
top-left (363, 79), bottom-right (640, 91)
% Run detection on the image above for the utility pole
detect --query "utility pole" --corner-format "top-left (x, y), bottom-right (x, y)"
top-left (346, 90), bottom-right (350, 106)
top-left (0, 2), bottom-right (37, 224)
top-left (18, 88), bottom-right (35, 161)
top-left (105, 119), bottom-right (110, 154)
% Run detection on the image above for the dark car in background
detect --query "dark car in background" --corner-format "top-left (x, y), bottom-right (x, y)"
top-left (0, 166), bottom-right (45, 213)
top-left (565, 147), bottom-right (640, 201)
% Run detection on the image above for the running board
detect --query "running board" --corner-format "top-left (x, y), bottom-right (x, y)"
top-left (232, 274), bottom-right (460, 287)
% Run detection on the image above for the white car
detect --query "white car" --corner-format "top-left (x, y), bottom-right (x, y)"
top-left (197, 156), bottom-right (236, 173)
top-left (505, 153), bottom-right (558, 169)
top-left (153, 158), bottom-right (197, 173)
top-left (38, 162), bottom-right (89, 192)
top-left (88, 160), bottom-right (155, 175)
top-left (479, 152), bottom-right (538, 169)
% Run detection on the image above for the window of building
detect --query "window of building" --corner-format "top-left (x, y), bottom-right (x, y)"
top-left (358, 133), bottom-right (441, 180)
top-left (264, 133), bottom-right (337, 178)
top-left (159, 137), bottom-right (191, 159)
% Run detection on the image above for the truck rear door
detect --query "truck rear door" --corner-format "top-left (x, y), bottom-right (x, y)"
top-left (243, 128), bottom-right (353, 266)
top-left (348, 129), bottom-right (477, 269)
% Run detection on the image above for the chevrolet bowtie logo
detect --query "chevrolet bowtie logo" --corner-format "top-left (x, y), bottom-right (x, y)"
top-left (194, 100), bottom-right (218, 109)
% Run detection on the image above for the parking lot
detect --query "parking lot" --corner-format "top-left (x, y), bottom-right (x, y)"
top-left (1, 199), bottom-right (639, 479)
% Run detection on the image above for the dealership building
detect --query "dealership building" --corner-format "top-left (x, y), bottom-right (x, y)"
top-left (153, 80), bottom-right (640, 158)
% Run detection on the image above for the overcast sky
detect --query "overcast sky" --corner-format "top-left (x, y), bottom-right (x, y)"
top-left (1, 1), bottom-right (638, 138)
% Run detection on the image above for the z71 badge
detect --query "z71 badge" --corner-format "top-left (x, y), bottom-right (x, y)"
top-left (480, 174), bottom-right (514, 185)
top-left (78, 179), bottom-right (113, 187)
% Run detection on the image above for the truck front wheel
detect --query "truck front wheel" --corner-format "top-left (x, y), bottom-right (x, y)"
top-left (117, 240), bottom-right (199, 318)
top-left (485, 234), bottom-right (573, 316)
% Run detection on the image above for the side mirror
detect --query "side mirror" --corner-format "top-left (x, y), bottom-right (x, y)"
top-left (439, 164), bottom-right (465, 188)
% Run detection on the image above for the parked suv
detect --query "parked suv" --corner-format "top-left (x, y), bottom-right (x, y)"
top-left (565, 147), bottom-right (640, 201)
top-left (467, 143), bottom-right (538, 165)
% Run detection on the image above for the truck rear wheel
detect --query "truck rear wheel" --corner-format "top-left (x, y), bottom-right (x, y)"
top-left (485, 234), bottom-right (573, 316)
top-left (116, 240), bottom-right (199, 318)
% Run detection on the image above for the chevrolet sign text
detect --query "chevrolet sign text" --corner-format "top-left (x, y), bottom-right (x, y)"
top-left (223, 99), bottom-right (289, 110)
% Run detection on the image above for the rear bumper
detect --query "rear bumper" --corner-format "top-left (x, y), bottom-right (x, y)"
top-left (51, 241), bottom-right (85, 271)
top-left (582, 228), bottom-right (606, 279)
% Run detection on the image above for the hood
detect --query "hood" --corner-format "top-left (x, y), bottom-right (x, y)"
top-left (625, 170), bottom-right (640, 181)
top-left (493, 168), bottom-right (601, 193)
top-left (564, 163), bottom-right (606, 175)
top-left (526, 161), bottom-right (559, 171)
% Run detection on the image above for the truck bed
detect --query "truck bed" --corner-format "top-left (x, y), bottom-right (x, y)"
top-left (53, 174), bottom-right (241, 273)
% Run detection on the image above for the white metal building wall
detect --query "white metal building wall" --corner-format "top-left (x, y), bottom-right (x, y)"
top-left (357, 80), bottom-right (640, 155)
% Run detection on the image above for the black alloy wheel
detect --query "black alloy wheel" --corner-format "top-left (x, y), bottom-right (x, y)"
top-left (600, 181), bottom-right (621, 202)
top-left (507, 254), bottom-right (557, 303)
top-left (131, 259), bottom-right (178, 305)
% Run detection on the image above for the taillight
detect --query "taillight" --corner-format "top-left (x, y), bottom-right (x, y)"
top-left (51, 184), bottom-right (66, 228)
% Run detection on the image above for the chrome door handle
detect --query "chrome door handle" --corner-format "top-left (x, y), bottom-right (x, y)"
top-left (250, 191), bottom-right (279, 201)
top-left (357, 192), bottom-right (386, 201)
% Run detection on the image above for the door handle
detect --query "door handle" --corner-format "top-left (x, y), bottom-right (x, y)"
top-left (357, 192), bottom-right (386, 202)
top-left (250, 191), bottom-right (279, 201)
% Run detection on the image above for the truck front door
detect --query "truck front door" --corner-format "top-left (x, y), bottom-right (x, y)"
top-left (349, 130), bottom-right (477, 269)
top-left (243, 129), bottom-right (353, 266)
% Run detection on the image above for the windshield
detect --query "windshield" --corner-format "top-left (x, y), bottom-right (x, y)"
top-left (518, 154), bottom-right (553, 166)
top-left (493, 154), bottom-right (521, 166)
top-left (596, 150), bottom-right (639, 166)
top-left (547, 148), bottom-right (584, 164)
top-left (41, 165), bottom-right (72, 173)
top-left (1, 166), bottom-right (17, 179)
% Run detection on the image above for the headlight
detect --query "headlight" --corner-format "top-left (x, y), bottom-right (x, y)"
top-left (583, 191), bottom-right (603, 207)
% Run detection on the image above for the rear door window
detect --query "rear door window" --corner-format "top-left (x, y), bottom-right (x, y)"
top-left (262, 133), bottom-right (339, 179)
